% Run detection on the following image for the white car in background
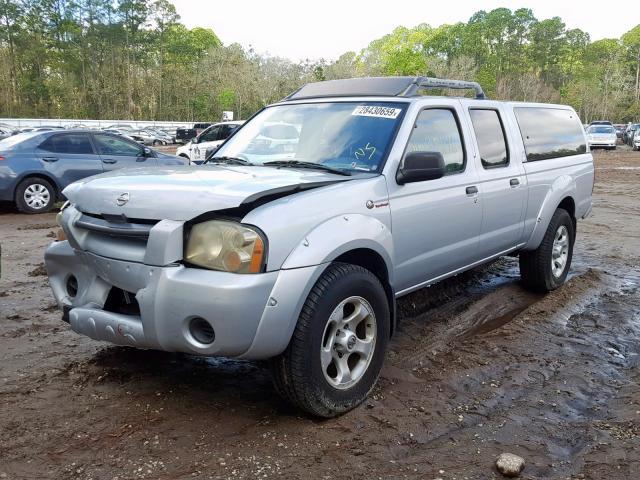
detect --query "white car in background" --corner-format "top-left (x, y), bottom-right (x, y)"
top-left (244, 123), bottom-right (300, 160)
top-left (586, 124), bottom-right (617, 150)
top-left (176, 121), bottom-right (244, 164)
top-left (633, 129), bottom-right (640, 151)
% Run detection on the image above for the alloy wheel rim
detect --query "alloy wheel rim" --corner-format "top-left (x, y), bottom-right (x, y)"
top-left (551, 225), bottom-right (569, 278)
top-left (24, 184), bottom-right (51, 210)
top-left (321, 296), bottom-right (377, 390)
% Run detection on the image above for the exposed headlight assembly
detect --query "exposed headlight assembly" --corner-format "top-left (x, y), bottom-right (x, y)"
top-left (185, 220), bottom-right (266, 273)
top-left (55, 201), bottom-right (71, 241)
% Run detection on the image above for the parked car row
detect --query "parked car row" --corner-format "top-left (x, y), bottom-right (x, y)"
top-left (0, 123), bottom-right (181, 145)
top-left (0, 129), bottom-right (185, 213)
top-left (582, 120), bottom-right (640, 150)
top-left (623, 123), bottom-right (640, 147)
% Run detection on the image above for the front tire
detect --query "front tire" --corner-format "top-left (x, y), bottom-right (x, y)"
top-left (519, 208), bottom-right (574, 292)
top-left (15, 177), bottom-right (55, 213)
top-left (271, 263), bottom-right (390, 417)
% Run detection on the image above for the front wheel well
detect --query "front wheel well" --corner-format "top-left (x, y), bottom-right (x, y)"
top-left (333, 248), bottom-right (396, 337)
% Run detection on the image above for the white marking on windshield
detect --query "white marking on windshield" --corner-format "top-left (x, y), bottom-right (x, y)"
top-left (352, 106), bottom-right (402, 119)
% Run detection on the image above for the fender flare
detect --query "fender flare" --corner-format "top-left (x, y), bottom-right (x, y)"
top-left (241, 214), bottom-right (395, 359)
top-left (281, 213), bottom-right (395, 286)
top-left (523, 174), bottom-right (577, 250)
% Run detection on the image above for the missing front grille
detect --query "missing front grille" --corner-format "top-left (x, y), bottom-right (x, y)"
top-left (103, 287), bottom-right (141, 316)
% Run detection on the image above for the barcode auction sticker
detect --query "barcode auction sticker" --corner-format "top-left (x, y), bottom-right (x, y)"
top-left (352, 105), bottom-right (402, 119)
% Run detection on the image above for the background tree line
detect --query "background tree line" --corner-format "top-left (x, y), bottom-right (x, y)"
top-left (0, 1), bottom-right (639, 122)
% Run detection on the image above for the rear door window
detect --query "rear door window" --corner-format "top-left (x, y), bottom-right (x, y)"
top-left (514, 107), bottom-right (586, 161)
top-left (39, 133), bottom-right (95, 155)
top-left (469, 109), bottom-right (509, 168)
top-left (93, 133), bottom-right (143, 156)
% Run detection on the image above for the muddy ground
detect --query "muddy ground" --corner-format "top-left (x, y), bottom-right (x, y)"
top-left (1, 148), bottom-right (639, 480)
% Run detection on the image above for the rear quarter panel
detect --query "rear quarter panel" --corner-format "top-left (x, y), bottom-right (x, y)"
top-left (520, 153), bottom-right (593, 250)
top-left (0, 152), bottom-right (63, 201)
top-left (505, 103), bottom-right (594, 250)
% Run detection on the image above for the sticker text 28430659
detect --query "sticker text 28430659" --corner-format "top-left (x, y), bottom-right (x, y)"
top-left (352, 105), bottom-right (402, 119)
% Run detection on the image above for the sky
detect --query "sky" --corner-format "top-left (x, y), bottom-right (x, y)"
top-left (170, 0), bottom-right (638, 61)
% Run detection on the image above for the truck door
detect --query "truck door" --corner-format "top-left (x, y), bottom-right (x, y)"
top-left (466, 104), bottom-right (526, 257)
top-left (386, 102), bottom-right (482, 294)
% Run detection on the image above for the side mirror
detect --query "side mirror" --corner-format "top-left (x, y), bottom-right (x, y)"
top-left (396, 151), bottom-right (446, 185)
top-left (142, 147), bottom-right (152, 157)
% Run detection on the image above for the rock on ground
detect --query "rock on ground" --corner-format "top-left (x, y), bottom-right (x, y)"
top-left (496, 453), bottom-right (525, 477)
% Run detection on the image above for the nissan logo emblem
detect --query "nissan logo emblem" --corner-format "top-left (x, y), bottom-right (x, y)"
top-left (116, 192), bottom-right (130, 206)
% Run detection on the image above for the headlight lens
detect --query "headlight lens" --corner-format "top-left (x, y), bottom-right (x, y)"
top-left (55, 201), bottom-right (71, 241)
top-left (185, 220), bottom-right (266, 273)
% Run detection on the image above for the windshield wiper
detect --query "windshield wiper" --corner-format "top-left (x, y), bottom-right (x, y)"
top-left (263, 160), bottom-right (351, 176)
top-left (206, 156), bottom-right (254, 166)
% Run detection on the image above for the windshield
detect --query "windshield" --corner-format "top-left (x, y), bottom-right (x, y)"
top-left (588, 126), bottom-right (615, 134)
top-left (213, 101), bottom-right (407, 173)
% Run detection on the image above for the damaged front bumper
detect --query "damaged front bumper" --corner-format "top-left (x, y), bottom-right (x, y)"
top-left (44, 240), bottom-right (324, 359)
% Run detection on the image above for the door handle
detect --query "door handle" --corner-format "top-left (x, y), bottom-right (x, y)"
top-left (42, 156), bottom-right (58, 162)
top-left (510, 178), bottom-right (520, 187)
top-left (466, 186), bottom-right (478, 195)
top-left (102, 158), bottom-right (117, 164)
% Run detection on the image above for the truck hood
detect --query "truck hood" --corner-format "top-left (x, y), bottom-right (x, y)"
top-left (63, 165), bottom-right (352, 221)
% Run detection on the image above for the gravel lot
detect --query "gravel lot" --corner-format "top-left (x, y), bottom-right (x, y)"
top-left (1, 148), bottom-right (639, 479)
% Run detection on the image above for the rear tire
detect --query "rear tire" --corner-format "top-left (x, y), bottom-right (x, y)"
top-left (271, 263), bottom-right (390, 417)
top-left (519, 208), bottom-right (574, 292)
top-left (15, 177), bottom-right (55, 214)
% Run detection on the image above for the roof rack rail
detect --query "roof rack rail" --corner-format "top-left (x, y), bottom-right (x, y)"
top-left (401, 77), bottom-right (486, 99)
top-left (282, 76), bottom-right (487, 101)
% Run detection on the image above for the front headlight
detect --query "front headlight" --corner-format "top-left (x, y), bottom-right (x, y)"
top-left (185, 220), bottom-right (266, 273)
top-left (55, 201), bottom-right (71, 241)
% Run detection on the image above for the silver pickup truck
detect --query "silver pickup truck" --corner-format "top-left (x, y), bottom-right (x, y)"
top-left (45, 77), bottom-right (594, 417)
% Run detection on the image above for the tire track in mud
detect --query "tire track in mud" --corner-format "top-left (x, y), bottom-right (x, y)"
top-left (393, 266), bottom-right (615, 367)
top-left (375, 266), bottom-right (640, 479)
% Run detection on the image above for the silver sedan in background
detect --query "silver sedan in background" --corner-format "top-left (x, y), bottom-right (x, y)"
top-left (586, 124), bottom-right (617, 149)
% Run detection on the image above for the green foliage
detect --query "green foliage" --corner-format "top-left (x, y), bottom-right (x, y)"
top-left (0, 2), bottom-right (638, 122)
top-left (353, 10), bottom-right (639, 121)
top-left (217, 88), bottom-right (235, 110)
